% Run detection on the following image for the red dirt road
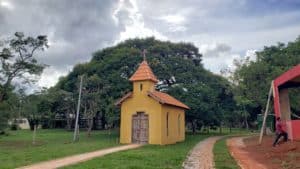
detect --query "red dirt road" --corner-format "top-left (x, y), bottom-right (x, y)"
top-left (227, 136), bottom-right (300, 169)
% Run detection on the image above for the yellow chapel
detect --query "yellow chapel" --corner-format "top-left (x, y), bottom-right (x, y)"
top-left (116, 59), bottom-right (189, 145)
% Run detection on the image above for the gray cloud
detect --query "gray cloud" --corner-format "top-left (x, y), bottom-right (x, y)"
top-left (0, 0), bottom-right (124, 88)
top-left (1, 0), bottom-right (121, 69)
top-left (133, 0), bottom-right (300, 74)
top-left (1, 0), bottom-right (300, 89)
top-left (201, 43), bottom-right (231, 58)
top-left (136, 0), bottom-right (300, 42)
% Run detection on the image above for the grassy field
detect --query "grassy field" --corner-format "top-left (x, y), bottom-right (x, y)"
top-left (214, 137), bottom-right (240, 169)
top-left (62, 134), bottom-right (211, 169)
top-left (63, 128), bottom-right (249, 169)
top-left (0, 129), bottom-right (119, 169)
top-left (0, 128), bottom-right (249, 169)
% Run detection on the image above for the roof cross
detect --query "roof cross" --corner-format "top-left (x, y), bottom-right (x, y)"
top-left (142, 49), bottom-right (147, 61)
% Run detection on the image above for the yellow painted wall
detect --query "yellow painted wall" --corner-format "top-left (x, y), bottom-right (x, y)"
top-left (161, 105), bottom-right (185, 145)
top-left (120, 80), bottom-right (185, 145)
top-left (133, 80), bottom-right (155, 93)
top-left (120, 80), bottom-right (162, 144)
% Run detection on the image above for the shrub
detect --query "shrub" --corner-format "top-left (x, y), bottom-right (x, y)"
top-left (10, 123), bottom-right (19, 130)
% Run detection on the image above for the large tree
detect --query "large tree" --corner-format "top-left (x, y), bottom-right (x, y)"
top-left (54, 37), bottom-right (236, 132)
top-left (82, 74), bottom-right (103, 137)
top-left (0, 32), bottom-right (48, 102)
top-left (231, 36), bottom-right (300, 123)
top-left (0, 32), bottom-right (48, 133)
top-left (46, 88), bottom-right (76, 130)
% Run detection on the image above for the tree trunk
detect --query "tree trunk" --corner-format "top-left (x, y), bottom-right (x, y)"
top-left (32, 124), bottom-right (37, 145)
top-left (0, 93), bottom-right (4, 103)
top-left (0, 78), bottom-right (14, 103)
top-left (0, 90), bottom-right (9, 103)
top-left (87, 118), bottom-right (93, 137)
top-left (191, 121), bottom-right (196, 134)
top-left (108, 126), bottom-right (111, 135)
top-left (66, 117), bottom-right (72, 131)
top-left (245, 117), bottom-right (249, 129)
top-left (219, 125), bottom-right (222, 134)
top-left (229, 123), bottom-right (232, 133)
top-left (28, 119), bottom-right (35, 130)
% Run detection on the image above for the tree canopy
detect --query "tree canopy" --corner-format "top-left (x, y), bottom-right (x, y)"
top-left (0, 32), bottom-right (48, 132)
top-left (231, 36), bottom-right (300, 121)
top-left (53, 37), bottom-right (236, 132)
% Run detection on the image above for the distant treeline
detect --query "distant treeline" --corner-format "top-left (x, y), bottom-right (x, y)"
top-left (1, 35), bottom-right (300, 134)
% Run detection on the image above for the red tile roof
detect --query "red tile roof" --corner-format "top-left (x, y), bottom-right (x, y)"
top-left (148, 91), bottom-right (190, 109)
top-left (117, 60), bottom-right (189, 110)
top-left (115, 91), bottom-right (190, 109)
top-left (129, 61), bottom-right (158, 83)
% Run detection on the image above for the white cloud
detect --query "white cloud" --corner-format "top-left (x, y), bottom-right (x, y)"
top-left (118, 20), bottom-right (167, 42)
top-left (198, 43), bottom-right (241, 73)
top-left (171, 26), bottom-right (187, 32)
top-left (37, 67), bottom-right (71, 88)
top-left (0, 0), bottom-right (14, 10)
top-left (159, 14), bottom-right (187, 32)
top-left (112, 0), bottom-right (123, 26)
top-left (114, 0), bottom-right (167, 43)
top-left (160, 14), bottom-right (185, 25)
top-left (245, 49), bottom-right (257, 61)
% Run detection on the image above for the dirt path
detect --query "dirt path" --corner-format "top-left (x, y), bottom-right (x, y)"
top-left (227, 137), bottom-right (268, 169)
top-left (182, 136), bottom-right (224, 169)
top-left (17, 144), bottom-right (142, 169)
top-left (228, 136), bottom-right (300, 169)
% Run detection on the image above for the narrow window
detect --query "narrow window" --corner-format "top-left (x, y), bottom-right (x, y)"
top-left (166, 112), bottom-right (169, 137)
top-left (178, 114), bottom-right (181, 135)
top-left (140, 83), bottom-right (143, 91)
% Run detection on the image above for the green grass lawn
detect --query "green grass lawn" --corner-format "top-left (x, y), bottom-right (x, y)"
top-left (62, 128), bottom-right (250, 169)
top-left (0, 128), bottom-right (249, 169)
top-left (214, 137), bottom-right (240, 169)
top-left (0, 129), bottom-right (119, 169)
top-left (62, 133), bottom-right (211, 169)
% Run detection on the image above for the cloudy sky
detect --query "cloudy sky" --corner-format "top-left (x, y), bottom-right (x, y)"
top-left (1, 0), bottom-right (300, 90)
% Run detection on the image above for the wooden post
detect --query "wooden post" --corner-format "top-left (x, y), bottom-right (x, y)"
top-left (259, 81), bottom-right (273, 144)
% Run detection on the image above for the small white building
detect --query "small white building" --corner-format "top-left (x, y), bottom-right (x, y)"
top-left (8, 118), bottom-right (30, 129)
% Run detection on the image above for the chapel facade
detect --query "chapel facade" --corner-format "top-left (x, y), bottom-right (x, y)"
top-left (116, 59), bottom-right (189, 145)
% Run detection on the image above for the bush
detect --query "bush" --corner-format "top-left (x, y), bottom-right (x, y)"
top-left (0, 111), bottom-right (9, 132)
top-left (10, 123), bottom-right (19, 130)
top-left (210, 126), bottom-right (217, 130)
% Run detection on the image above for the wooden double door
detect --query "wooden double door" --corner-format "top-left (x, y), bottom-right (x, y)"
top-left (132, 112), bottom-right (149, 144)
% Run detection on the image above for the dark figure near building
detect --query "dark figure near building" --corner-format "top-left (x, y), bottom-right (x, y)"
top-left (273, 117), bottom-right (288, 147)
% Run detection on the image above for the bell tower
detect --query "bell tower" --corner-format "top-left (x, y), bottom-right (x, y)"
top-left (129, 50), bottom-right (158, 94)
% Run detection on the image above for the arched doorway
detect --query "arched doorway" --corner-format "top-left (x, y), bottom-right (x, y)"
top-left (132, 112), bottom-right (149, 144)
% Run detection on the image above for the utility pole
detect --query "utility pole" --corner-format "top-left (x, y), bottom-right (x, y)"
top-left (259, 81), bottom-right (273, 144)
top-left (73, 75), bottom-right (83, 142)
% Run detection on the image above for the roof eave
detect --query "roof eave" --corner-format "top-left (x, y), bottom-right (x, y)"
top-left (147, 91), bottom-right (166, 104)
top-left (114, 92), bottom-right (133, 106)
top-left (129, 78), bottom-right (158, 83)
top-left (147, 91), bottom-right (190, 110)
top-left (165, 103), bottom-right (190, 110)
